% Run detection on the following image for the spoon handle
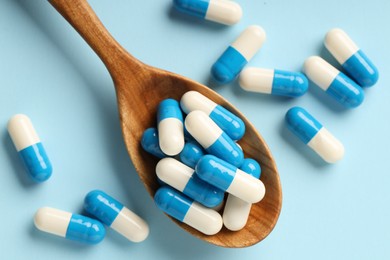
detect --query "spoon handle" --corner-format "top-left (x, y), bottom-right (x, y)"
top-left (48, 0), bottom-right (142, 76)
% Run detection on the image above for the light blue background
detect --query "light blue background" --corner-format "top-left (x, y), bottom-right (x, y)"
top-left (1, 0), bottom-right (389, 259)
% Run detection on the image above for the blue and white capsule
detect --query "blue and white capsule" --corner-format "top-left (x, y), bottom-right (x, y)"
top-left (325, 28), bottom-right (378, 87)
top-left (34, 207), bottom-right (105, 244)
top-left (154, 187), bottom-right (223, 235)
top-left (185, 111), bottom-right (244, 167)
top-left (211, 25), bottom-right (266, 84)
top-left (196, 155), bottom-right (265, 203)
top-left (156, 158), bottom-right (224, 207)
top-left (180, 91), bottom-right (245, 140)
top-left (157, 99), bottom-right (185, 156)
top-left (141, 128), bottom-right (166, 159)
top-left (173, 0), bottom-right (242, 25)
top-left (285, 106), bottom-right (344, 163)
top-left (223, 158), bottom-right (262, 231)
top-left (84, 190), bottom-right (149, 242)
top-left (179, 141), bottom-right (205, 168)
top-left (7, 114), bottom-right (52, 182)
top-left (304, 56), bottom-right (364, 108)
top-left (239, 67), bottom-right (309, 97)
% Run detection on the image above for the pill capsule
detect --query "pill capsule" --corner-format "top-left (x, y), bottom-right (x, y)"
top-left (156, 158), bottom-right (224, 207)
top-left (223, 158), bottom-right (261, 231)
top-left (34, 207), bottom-right (105, 244)
top-left (157, 99), bottom-right (185, 156)
top-left (325, 28), bottom-right (378, 87)
top-left (285, 106), bottom-right (344, 163)
top-left (179, 141), bottom-right (205, 168)
top-left (154, 187), bottom-right (223, 235)
top-left (304, 56), bottom-right (364, 108)
top-left (7, 114), bottom-right (52, 182)
top-left (239, 67), bottom-right (309, 97)
top-left (141, 128), bottom-right (166, 159)
top-left (196, 155), bottom-right (265, 203)
top-left (84, 190), bottom-right (149, 242)
top-left (211, 25), bottom-right (266, 84)
top-left (185, 111), bottom-right (244, 167)
top-left (173, 0), bottom-right (242, 25)
top-left (180, 91), bottom-right (245, 140)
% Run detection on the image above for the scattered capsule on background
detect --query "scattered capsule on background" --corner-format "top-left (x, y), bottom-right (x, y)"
top-left (179, 141), bottom-right (205, 168)
top-left (285, 106), bottom-right (344, 163)
top-left (154, 186), bottom-right (223, 235)
top-left (239, 67), bottom-right (309, 97)
top-left (223, 158), bottom-right (261, 231)
top-left (324, 28), bottom-right (379, 87)
top-left (173, 0), bottom-right (242, 25)
top-left (141, 128), bottom-right (166, 159)
top-left (7, 114), bottom-right (52, 182)
top-left (180, 91), bottom-right (245, 140)
top-left (84, 190), bottom-right (149, 243)
top-left (157, 99), bottom-right (185, 156)
top-left (304, 56), bottom-right (364, 108)
top-left (196, 155), bottom-right (265, 203)
top-left (156, 158), bottom-right (224, 207)
top-left (185, 111), bottom-right (244, 167)
top-left (34, 207), bottom-right (105, 244)
top-left (211, 25), bottom-right (266, 84)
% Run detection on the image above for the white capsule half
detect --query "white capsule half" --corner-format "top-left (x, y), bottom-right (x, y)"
top-left (205, 0), bottom-right (242, 25)
top-left (231, 25), bottom-right (266, 61)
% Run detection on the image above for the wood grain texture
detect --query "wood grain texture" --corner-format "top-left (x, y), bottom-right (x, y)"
top-left (48, 0), bottom-right (282, 247)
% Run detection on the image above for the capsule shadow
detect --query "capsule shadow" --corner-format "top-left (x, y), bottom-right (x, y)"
top-left (278, 119), bottom-right (330, 169)
top-left (2, 131), bottom-right (37, 187)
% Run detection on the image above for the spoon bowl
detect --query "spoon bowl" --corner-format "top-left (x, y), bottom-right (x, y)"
top-left (49, 0), bottom-right (282, 247)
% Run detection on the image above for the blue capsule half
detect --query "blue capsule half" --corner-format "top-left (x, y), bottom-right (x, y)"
top-left (196, 155), bottom-right (265, 203)
top-left (325, 28), bottom-right (379, 87)
top-left (179, 141), bottom-right (205, 168)
top-left (157, 99), bottom-right (185, 156)
top-left (154, 186), bottom-right (223, 235)
top-left (304, 56), bottom-right (364, 108)
top-left (211, 26), bottom-right (266, 84)
top-left (173, 0), bottom-right (242, 25)
top-left (239, 68), bottom-right (309, 97)
top-left (34, 207), bottom-right (105, 244)
top-left (285, 106), bottom-right (345, 163)
top-left (240, 158), bottom-right (261, 178)
top-left (141, 128), bottom-right (166, 158)
top-left (7, 114), bottom-right (52, 182)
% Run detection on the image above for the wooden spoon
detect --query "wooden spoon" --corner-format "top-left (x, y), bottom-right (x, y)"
top-left (48, 0), bottom-right (282, 247)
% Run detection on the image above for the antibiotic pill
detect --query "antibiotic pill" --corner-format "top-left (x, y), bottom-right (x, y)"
top-left (179, 141), bottom-right (205, 168)
top-left (185, 111), bottom-right (244, 167)
top-left (141, 128), bottom-right (166, 159)
top-left (196, 155), bottom-right (265, 203)
top-left (173, 0), bottom-right (242, 25)
top-left (285, 106), bottom-right (344, 163)
top-left (7, 114), bottom-right (52, 182)
top-left (211, 25), bottom-right (266, 84)
top-left (239, 67), bottom-right (309, 97)
top-left (223, 158), bottom-right (261, 231)
top-left (304, 56), bottom-right (364, 108)
top-left (180, 91), bottom-right (245, 140)
top-left (84, 190), bottom-right (149, 242)
top-left (34, 207), bottom-right (105, 244)
top-left (156, 158), bottom-right (224, 207)
top-left (157, 99), bottom-right (185, 156)
top-left (325, 28), bottom-right (379, 87)
top-left (154, 186), bottom-right (223, 235)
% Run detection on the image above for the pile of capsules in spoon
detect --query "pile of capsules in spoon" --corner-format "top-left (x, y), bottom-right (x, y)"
top-left (141, 91), bottom-right (265, 235)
